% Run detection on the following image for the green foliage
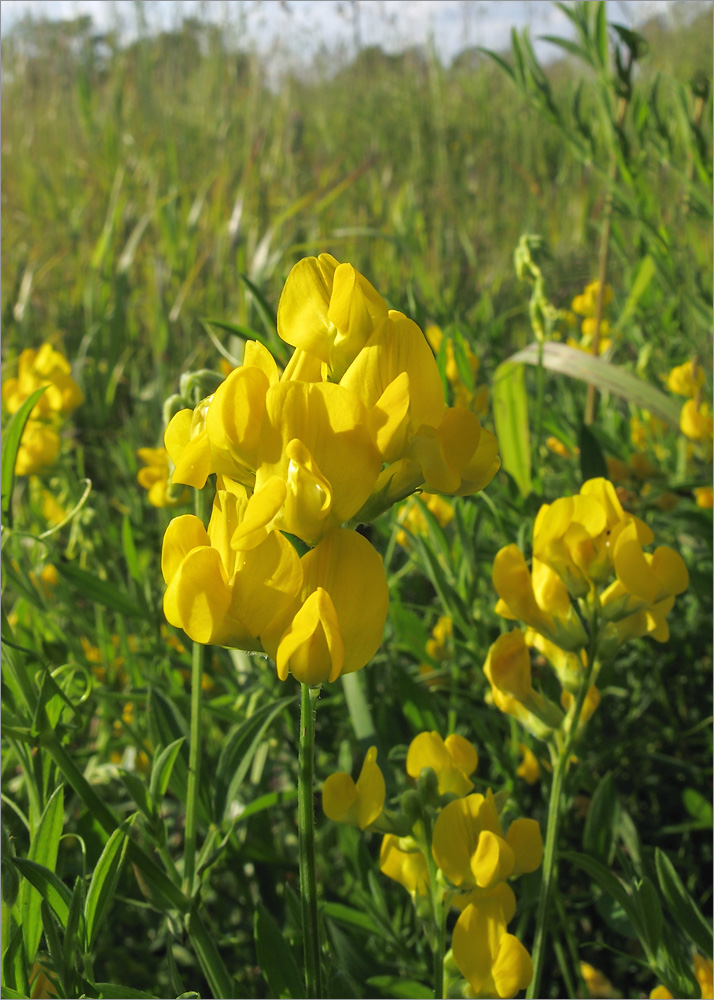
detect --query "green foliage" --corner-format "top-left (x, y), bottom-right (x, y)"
top-left (1, 2), bottom-right (711, 999)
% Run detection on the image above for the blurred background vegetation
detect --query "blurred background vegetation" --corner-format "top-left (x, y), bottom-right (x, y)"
top-left (1, 3), bottom-right (711, 998)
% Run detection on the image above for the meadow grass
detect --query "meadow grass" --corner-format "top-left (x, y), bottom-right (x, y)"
top-left (1, 4), bottom-right (712, 999)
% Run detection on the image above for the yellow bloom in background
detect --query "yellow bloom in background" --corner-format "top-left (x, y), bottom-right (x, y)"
top-left (137, 447), bottom-right (189, 507)
top-left (580, 962), bottom-right (615, 999)
top-left (425, 615), bottom-right (453, 661)
top-left (694, 486), bottom-right (713, 508)
top-left (396, 491), bottom-right (454, 547)
top-left (406, 731), bottom-right (478, 797)
top-left (14, 420), bottom-right (61, 476)
top-left (666, 360), bottom-right (705, 398)
top-left (452, 900), bottom-right (533, 999)
top-left (650, 955), bottom-right (713, 1000)
top-left (681, 399), bottom-right (713, 441)
top-left (545, 436), bottom-right (579, 459)
top-left (571, 280), bottom-right (614, 317)
top-left (322, 746), bottom-right (385, 829)
top-left (379, 834), bottom-right (430, 898)
top-left (516, 743), bottom-right (540, 785)
top-left (2, 343), bottom-right (83, 420)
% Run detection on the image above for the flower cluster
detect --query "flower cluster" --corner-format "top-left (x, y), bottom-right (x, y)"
top-left (323, 731), bottom-right (542, 999)
top-left (484, 478), bottom-right (689, 739)
top-left (2, 343), bottom-right (83, 476)
top-left (568, 280), bottom-right (614, 355)
top-left (161, 255), bottom-right (500, 685)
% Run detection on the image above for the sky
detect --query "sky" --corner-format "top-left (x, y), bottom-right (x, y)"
top-left (0, 0), bottom-right (699, 68)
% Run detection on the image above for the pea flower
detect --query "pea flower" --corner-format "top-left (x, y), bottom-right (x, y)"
top-left (322, 747), bottom-right (385, 829)
top-left (13, 421), bottom-right (61, 476)
top-left (451, 898), bottom-right (533, 999)
top-left (2, 343), bottom-right (83, 420)
top-left (137, 447), bottom-right (188, 507)
top-left (666, 360), bottom-right (705, 398)
top-left (379, 835), bottom-right (431, 899)
top-left (406, 731), bottom-right (478, 797)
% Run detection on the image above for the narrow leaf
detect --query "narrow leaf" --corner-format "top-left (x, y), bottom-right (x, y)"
top-left (492, 361), bottom-right (531, 497)
top-left (254, 900), bottom-right (306, 999)
top-left (561, 850), bottom-right (645, 941)
top-left (149, 737), bottom-right (186, 806)
top-left (583, 772), bottom-right (616, 863)
top-left (18, 785), bottom-right (64, 963)
top-left (11, 858), bottom-right (71, 928)
top-left (187, 906), bottom-right (235, 1000)
top-left (1, 386), bottom-right (48, 527)
top-left (84, 818), bottom-right (133, 950)
top-left (55, 560), bottom-right (145, 618)
top-left (506, 343), bottom-right (682, 426)
top-left (655, 848), bottom-right (713, 958)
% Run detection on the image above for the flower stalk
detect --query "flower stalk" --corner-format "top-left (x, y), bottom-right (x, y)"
top-left (299, 682), bottom-right (323, 999)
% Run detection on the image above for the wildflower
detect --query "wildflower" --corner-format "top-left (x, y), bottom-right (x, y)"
top-left (451, 899), bottom-right (533, 999)
top-left (137, 447), bottom-right (189, 507)
top-left (426, 616), bottom-right (453, 662)
top-left (13, 421), bottom-right (61, 476)
top-left (432, 790), bottom-right (542, 890)
top-left (580, 962), bottom-right (615, 998)
top-left (680, 400), bottom-right (713, 441)
top-left (322, 747), bottom-right (385, 829)
top-left (260, 528), bottom-right (389, 685)
top-left (406, 731), bottom-right (478, 797)
top-left (516, 744), bottom-right (540, 785)
top-left (571, 281), bottom-right (614, 317)
top-left (2, 343), bottom-right (83, 420)
top-left (379, 835), bottom-right (430, 898)
top-left (545, 436), bottom-right (578, 459)
top-left (396, 492), bottom-right (454, 547)
top-left (666, 360), bottom-right (705, 398)
top-left (694, 486), bottom-right (713, 508)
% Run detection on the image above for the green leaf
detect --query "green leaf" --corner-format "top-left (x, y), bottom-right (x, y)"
top-left (118, 771), bottom-right (153, 821)
top-left (91, 984), bottom-right (159, 999)
top-left (366, 977), bottom-right (433, 999)
top-left (84, 817), bottom-right (133, 950)
top-left (63, 877), bottom-right (85, 986)
top-left (254, 900), bottom-right (305, 999)
top-left (0, 987), bottom-right (31, 999)
top-left (539, 35), bottom-right (591, 64)
top-left (237, 273), bottom-right (279, 342)
top-left (55, 560), bottom-right (146, 618)
top-left (39, 901), bottom-right (65, 995)
top-left (11, 859), bottom-right (71, 928)
top-left (633, 877), bottom-right (663, 954)
top-left (214, 696), bottom-right (293, 822)
top-left (616, 255), bottom-right (656, 330)
top-left (561, 850), bottom-right (645, 942)
top-left (1, 386), bottom-right (48, 528)
top-left (595, 0), bottom-right (609, 69)
top-left (149, 738), bottom-right (186, 807)
top-left (121, 515), bottom-right (143, 586)
top-left (18, 785), bottom-right (64, 963)
top-left (492, 361), bottom-right (531, 497)
top-left (682, 787), bottom-right (713, 828)
top-left (477, 48), bottom-right (515, 82)
top-left (655, 848), bottom-right (713, 958)
top-left (583, 772), bottom-right (616, 864)
top-left (322, 902), bottom-right (380, 936)
top-left (2, 925), bottom-right (28, 996)
top-left (187, 905), bottom-right (235, 1000)
top-left (506, 343), bottom-right (682, 427)
top-left (578, 423), bottom-right (608, 484)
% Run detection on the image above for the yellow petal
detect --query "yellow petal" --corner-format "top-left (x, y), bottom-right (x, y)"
top-left (379, 835), bottom-right (430, 897)
top-left (491, 933), bottom-right (534, 998)
top-left (505, 818), bottom-right (543, 876)
top-left (470, 830), bottom-right (515, 888)
top-left (163, 545), bottom-right (231, 644)
top-left (276, 587), bottom-right (345, 684)
top-left (277, 254), bottom-right (338, 362)
top-left (161, 515), bottom-right (210, 584)
top-left (322, 772), bottom-right (358, 824)
top-left (231, 476), bottom-right (287, 551)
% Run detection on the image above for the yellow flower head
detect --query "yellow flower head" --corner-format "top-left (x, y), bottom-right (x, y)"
top-left (137, 447), bottom-right (189, 507)
top-left (667, 360), bottom-right (705, 398)
top-left (322, 746), bottom-right (385, 829)
top-left (2, 343), bottom-right (83, 421)
top-left (406, 731), bottom-right (478, 797)
top-left (452, 900), bottom-right (533, 999)
top-left (379, 834), bottom-right (430, 898)
top-left (14, 420), bottom-right (61, 476)
top-left (680, 400), bottom-right (713, 441)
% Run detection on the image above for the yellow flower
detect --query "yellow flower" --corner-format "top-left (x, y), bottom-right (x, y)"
top-left (396, 492), bottom-right (455, 547)
top-left (432, 790), bottom-right (542, 890)
top-left (425, 615), bottom-right (453, 661)
top-left (41, 491), bottom-right (66, 525)
top-left (516, 744), bottom-right (540, 785)
top-left (571, 281), bottom-right (613, 317)
top-left (379, 834), bottom-right (430, 898)
top-left (322, 746), bottom-right (385, 829)
top-left (406, 731), bottom-right (478, 797)
top-left (277, 253), bottom-right (388, 380)
top-left (162, 482), bottom-right (303, 650)
top-left (484, 631), bottom-right (565, 734)
top-left (2, 343), bottom-right (83, 420)
top-left (694, 486), bottom-right (713, 508)
top-left (231, 380), bottom-right (381, 549)
top-left (261, 528), bottom-right (389, 685)
top-left (580, 962), bottom-right (615, 998)
top-left (452, 900), bottom-right (533, 999)
top-left (681, 400), bottom-right (713, 441)
top-left (492, 545), bottom-right (587, 651)
top-left (137, 447), bottom-right (189, 507)
top-left (545, 436), bottom-right (578, 459)
top-left (14, 420), bottom-right (61, 476)
top-left (694, 954), bottom-right (713, 1000)
top-left (666, 360), bottom-right (705, 398)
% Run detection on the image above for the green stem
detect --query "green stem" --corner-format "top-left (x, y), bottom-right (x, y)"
top-left (527, 620), bottom-right (600, 999)
top-left (183, 637), bottom-right (205, 896)
top-left (298, 683), bottom-right (323, 1000)
top-left (422, 814), bottom-right (446, 1000)
top-left (184, 487), bottom-right (210, 897)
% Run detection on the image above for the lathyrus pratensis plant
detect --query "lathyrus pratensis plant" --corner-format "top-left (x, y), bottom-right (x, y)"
top-left (323, 731), bottom-right (543, 999)
top-left (483, 476), bottom-right (690, 998)
top-left (159, 253), bottom-right (501, 998)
